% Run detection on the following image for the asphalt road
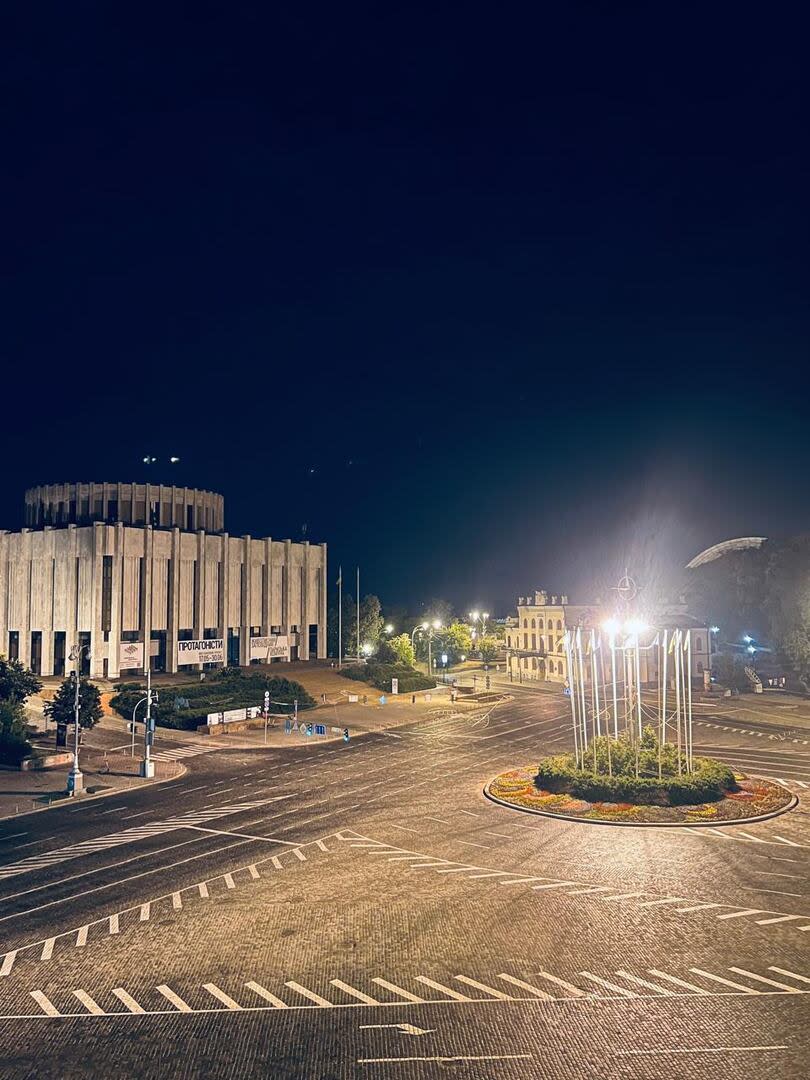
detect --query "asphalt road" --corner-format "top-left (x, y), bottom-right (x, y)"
top-left (0, 688), bottom-right (808, 1078)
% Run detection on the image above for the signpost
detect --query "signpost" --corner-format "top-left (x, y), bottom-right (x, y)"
top-left (391, 677), bottom-right (399, 695)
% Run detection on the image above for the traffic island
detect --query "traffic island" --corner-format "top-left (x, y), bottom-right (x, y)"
top-left (485, 755), bottom-right (797, 827)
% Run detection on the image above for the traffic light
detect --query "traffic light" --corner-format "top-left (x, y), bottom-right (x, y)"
top-left (343, 727), bottom-right (350, 742)
top-left (485, 675), bottom-right (491, 690)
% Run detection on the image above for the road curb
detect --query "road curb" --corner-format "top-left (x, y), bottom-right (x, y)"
top-left (483, 780), bottom-right (799, 828)
top-left (0, 761), bottom-right (188, 822)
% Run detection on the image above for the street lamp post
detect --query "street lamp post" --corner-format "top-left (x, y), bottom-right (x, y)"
top-left (67, 643), bottom-right (90, 795)
top-left (411, 620), bottom-right (442, 679)
top-left (131, 695), bottom-right (149, 757)
top-left (141, 664), bottom-right (156, 778)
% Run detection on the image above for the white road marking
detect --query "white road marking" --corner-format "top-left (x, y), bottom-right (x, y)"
top-left (358, 1055), bottom-right (533, 1064)
top-left (768, 966), bottom-right (810, 985)
top-left (245, 981), bottom-right (288, 1008)
top-left (534, 971), bottom-right (587, 997)
top-left (203, 983), bottom-right (243, 1010)
top-left (454, 975), bottom-right (513, 1000)
top-left (414, 976), bottom-right (471, 1001)
top-left (689, 968), bottom-right (760, 994)
top-left (30, 990), bottom-right (60, 1016)
top-left (331, 979), bottom-right (379, 1004)
top-left (285, 981), bottom-right (333, 1007)
top-left (112, 987), bottom-right (145, 1013)
top-left (728, 968), bottom-right (803, 992)
top-left (372, 978), bottom-right (426, 1003)
top-left (0, 950), bottom-right (17, 976)
top-left (156, 984), bottom-right (192, 1012)
top-left (496, 973), bottom-right (554, 999)
top-left (615, 1046), bottom-right (786, 1056)
top-left (74, 989), bottom-right (105, 1014)
top-left (579, 972), bottom-right (637, 998)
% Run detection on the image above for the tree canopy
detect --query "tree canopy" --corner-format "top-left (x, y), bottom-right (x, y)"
top-left (44, 677), bottom-right (103, 729)
top-left (0, 655), bottom-right (42, 705)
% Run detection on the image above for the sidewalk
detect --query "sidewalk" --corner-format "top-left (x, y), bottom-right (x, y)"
top-left (0, 744), bottom-right (183, 820)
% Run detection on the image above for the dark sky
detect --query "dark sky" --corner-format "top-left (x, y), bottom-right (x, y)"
top-left (2, 4), bottom-right (807, 615)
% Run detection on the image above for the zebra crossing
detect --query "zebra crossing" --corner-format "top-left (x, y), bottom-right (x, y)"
top-left (0, 797), bottom-right (288, 883)
top-left (346, 835), bottom-right (810, 933)
top-left (149, 741), bottom-right (231, 762)
top-left (695, 719), bottom-right (810, 746)
top-left (7, 961), bottom-right (808, 1021)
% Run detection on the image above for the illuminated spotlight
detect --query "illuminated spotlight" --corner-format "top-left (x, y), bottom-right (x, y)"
top-left (432, 620), bottom-right (442, 629)
top-left (469, 610), bottom-right (480, 621)
top-left (602, 617), bottom-right (620, 634)
top-left (710, 626), bottom-right (720, 634)
top-left (747, 645), bottom-right (756, 655)
top-left (143, 455), bottom-right (156, 464)
top-left (361, 642), bottom-right (373, 656)
top-left (623, 618), bottom-right (647, 636)
top-left (742, 634), bottom-right (752, 644)
top-left (384, 624), bottom-right (394, 634)
top-left (170, 456), bottom-right (180, 463)
top-left (421, 622), bottom-right (429, 630)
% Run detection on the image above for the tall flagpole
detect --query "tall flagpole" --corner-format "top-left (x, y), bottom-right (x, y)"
top-left (338, 566), bottom-right (343, 669)
top-left (356, 566), bottom-right (360, 660)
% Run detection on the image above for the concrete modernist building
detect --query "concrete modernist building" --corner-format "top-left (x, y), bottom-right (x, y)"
top-left (505, 589), bottom-right (712, 685)
top-left (1, 483), bottom-right (327, 679)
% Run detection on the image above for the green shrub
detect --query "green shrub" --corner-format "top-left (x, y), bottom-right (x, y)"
top-left (110, 673), bottom-right (314, 730)
top-left (535, 738), bottom-right (736, 806)
top-left (339, 662), bottom-right (434, 694)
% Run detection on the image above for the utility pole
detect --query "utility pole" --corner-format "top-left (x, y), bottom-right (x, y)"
top-left (67, 643), bottom-right (90, 795)
top-left (140, 664), bottom-right (156, 778)
top-left (337, 566), bottom-right (343, 669)
top-left (356, 566), bottom-right (360, 660)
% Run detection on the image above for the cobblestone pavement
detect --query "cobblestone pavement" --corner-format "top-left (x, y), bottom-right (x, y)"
top-left (0, 686), bottom-right (808, 1077)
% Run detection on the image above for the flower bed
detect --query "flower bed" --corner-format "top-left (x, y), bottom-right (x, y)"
top-left (486, 766), bottom-right (795, 824)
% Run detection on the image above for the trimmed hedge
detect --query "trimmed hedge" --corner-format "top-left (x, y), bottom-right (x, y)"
top-left (535, 752), bottom-right (736, 807)
top-left (110, 671), bottom-right (314, 731)
top-left (340, 662), bottom-right (434, 694)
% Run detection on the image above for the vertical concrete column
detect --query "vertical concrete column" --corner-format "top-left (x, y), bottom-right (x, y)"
top-left (18, 531), bottom-right (32, 669)
top-left (67, 524), bottom-right (79, 660)
top-left (218, 534), bottom-right (229, 668)
top-left (130, 483), bottom-right (137, 524)
top-left (262, 537), bottom-right (272, 635)
top-left (319, 542), bottom-right (328, 658)
top-left (141, 526), bottom-right (153, 675)
top-left (239, 535), bottom-right (251, 666)
top-left (0, 532), bottom-right (7, 657)
top-left (39, 529), bottom-right (55, 676)
top-left (193, 529), bottom-right (206, 671)
top-left (299, 542), bottom-right (310, 661)
top-left (89, 523), bottom-right (105, 677)
top-left (108, 523), bottom-right (124, 680)
top-left (283, 539), bottom-right (292, 661)
top-left (167, 527), bottom-right (180, 673)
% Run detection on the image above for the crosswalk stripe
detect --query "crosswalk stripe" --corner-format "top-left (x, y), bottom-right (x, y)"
top-left (139, 903), bottom-right (150, 921)
top-left (330, 979), bottom-right (379, 1004)
top-left (156, 984), bottom-right (192, 1012)
top-left (614, 970), bottom-right (672, 995)
top-left (734, 831), bottom-right (767, 843)
top-left (498, 877), bottom-right (542, 886)
top-left (203, 983), bottom-right (243, 1009)
top-left (415, 976), bottom-right (472, 1001)
top-left (689, 968), bottom-right (760, 993)
top-left (728, 967), bottom-right (803, 992)
top-left (74, 989), bottom-right (105, 1015)
top-left (567, 886), bottom-right (613, 895)
top-left (579, 972), bottom-right (637, 997)
top-left (716, 909), bottom-right (762, 920)
top-left (638, 897), bottom-right (686, 908)
top-left (496, 973), bottom-right (554, 999)
top-left (30, 990), bottom-right (60, 1016)
top-left (534, 970), bottom-right (587, 997)
top-left (675, 903), bottom-right (721, 913)
top-left (648, 969), bottom-right (709, 994)
top-left (198, 882), bottom-right (209, 898)
top-left (292, 849), bottom-right (306, 862)
top-left (109, 914), bottom-right (119, 934)
top-left (773, 835), bottom-right (802, 847)
top-left (372, 978), bottom-right (426, 1003)
top-left (600, 892), bottom-right (647, 902)
top-left (245, 980), bottom-right (288, 1008)
top-left (41, 939), bottom-right (55, 961)
top-left (0, 951), bottom-right (17, 976)
top-left (248, 864), bottom-right (260, 878)
top-left (532, 882), bottom-right (577, 891)
top-left (768, 966), bottom-right (810, 986)
top-left (76, 926), bottom-right (88, 947)
top-left (223, 874), bottom-right (235, 889)
top-left (172, 892), bottom-right (182, 909)
top-left (271, 857), bottom-right (283, 870)
top-left (112, 987), bottom-right (145, 1013)
top-left (755, 914), bottom-right (802, 925)
top-left (285, 980), bottom-right (333, 1007)
top-left (454, 975), bottom-right (513, 1000)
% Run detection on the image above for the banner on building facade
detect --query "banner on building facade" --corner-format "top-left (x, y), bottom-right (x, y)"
top-left (119, 642), bottom-right (144, 670)
top-left (177, 638), bottom-right (225, 665)
top-left (249, 635), bottom-right (289, 662)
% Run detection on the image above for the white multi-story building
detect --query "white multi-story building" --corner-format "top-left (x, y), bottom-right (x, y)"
top-left (1, 482), bottom-right (327, 679)
top-left (505, 588), bottom-right (713, 685)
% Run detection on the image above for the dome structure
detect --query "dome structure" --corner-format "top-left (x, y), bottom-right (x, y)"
top-left (685, 536), bottom-right (767, 569)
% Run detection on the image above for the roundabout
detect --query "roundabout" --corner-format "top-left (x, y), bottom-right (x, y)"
top-left (486, 761), bottom-right (797, 826)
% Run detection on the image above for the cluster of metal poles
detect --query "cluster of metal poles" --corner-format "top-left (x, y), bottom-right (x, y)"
top-left (563, 627), bottom-right (694, 777)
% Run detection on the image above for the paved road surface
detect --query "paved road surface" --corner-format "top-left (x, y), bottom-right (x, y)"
top-left (0, 688), bottom-right (808, 1077)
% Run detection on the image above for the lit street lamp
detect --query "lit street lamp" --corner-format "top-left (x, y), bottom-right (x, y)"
top-left (411, 620), bottom-right (443, 677)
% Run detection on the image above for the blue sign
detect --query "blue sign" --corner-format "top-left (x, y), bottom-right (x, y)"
top-left (563, 687), bottom-right (571, 696)
top-left (315, 724), bottom-right (326, 736)
top-left (305, 723), bottom-right (313, 737)
top-left (284, 718), bottom-right (292, 734)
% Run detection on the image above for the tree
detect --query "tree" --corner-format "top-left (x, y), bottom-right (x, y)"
top-left (0, 699), bottom-right (31, 766)
top-left (764, 536), bottom-right (810, 684)
top-left (479, 636), bottom-right (500, 662)
top-left (386, 633), bottom-right (416, 667)
top-left (442, 622), bottom-right (472, 663)
top-left (44, 676), bottom-right (103, 729)
top-left (711, 653), bottom-right (752, 693)
top-left (358, 595), bottom-right (384, 654)
top-left (0, 655), bottom-right (42, 705)
top-left (424, 598), bottom-right (455, 627)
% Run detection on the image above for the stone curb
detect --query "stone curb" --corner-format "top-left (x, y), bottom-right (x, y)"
top-left (483, 779), bottom-right (799, 829)
top-left (0, 762), bottom-right (188, 822)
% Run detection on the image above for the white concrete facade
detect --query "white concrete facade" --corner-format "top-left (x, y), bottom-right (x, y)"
top-left (1, 487), bottom-right (327, 678)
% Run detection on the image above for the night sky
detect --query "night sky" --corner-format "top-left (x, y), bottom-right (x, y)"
top-left (2, 5), bottom-right (807, 614)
